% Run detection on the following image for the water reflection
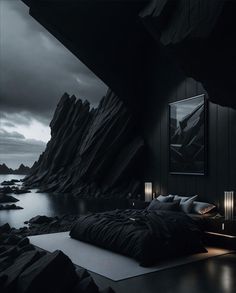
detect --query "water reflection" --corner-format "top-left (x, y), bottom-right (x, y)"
top-left (0, 175), bottom-right (128, 228)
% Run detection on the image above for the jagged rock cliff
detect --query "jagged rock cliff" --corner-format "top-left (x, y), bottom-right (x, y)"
top-left (24, 90), bottom-right (144, 198)
top-left (0, 163), bottom-right (31, 175)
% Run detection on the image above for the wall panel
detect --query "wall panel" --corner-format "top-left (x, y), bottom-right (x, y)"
top-left (144, 72), bottom-right (236, 211)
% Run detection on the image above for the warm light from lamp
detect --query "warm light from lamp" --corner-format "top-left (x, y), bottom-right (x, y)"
top-left (224, 191), bottom-right (234, 220)
top-left (145, 182), bottom-right (152, 202)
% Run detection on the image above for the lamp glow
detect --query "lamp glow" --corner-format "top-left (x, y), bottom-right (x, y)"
top-left (224, 191), bottom-right (234, 220)
top-left (145, 182), bottom-right (153, 202)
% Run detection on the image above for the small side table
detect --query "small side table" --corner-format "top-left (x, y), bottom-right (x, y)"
top-left (204, 217), bottom-right (236, 250)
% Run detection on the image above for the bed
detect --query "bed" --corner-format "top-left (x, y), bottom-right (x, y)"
top-left (70, 209), bottom-right (207, 266)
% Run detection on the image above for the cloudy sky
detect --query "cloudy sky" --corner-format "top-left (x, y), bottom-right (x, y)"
top-left (0, 0), bottom-right (107, 169)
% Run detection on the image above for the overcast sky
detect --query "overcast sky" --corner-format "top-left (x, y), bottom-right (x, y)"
top-left (0, 0), bottom-right (107, 169)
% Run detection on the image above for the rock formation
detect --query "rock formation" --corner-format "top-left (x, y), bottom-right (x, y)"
top-left (22, 0), bottom-right (236, 111)
top-left (0, 223), bottom-right (114, 293)
top-left (0, 164), bottom-right (31, 175)
top-left (15, 164), bottom-right (31, 175)
top-left (24, 90), bottom-right (145, 198)
top-left (0, 164), bottom-right (14, 175)
top-left (0, 194), bottom-right (19, 204)
top-left (140, 0), bottom-right (236, 109)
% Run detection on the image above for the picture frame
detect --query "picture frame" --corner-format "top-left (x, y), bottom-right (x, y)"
top-left (169, 94), bottom-right (207, 175)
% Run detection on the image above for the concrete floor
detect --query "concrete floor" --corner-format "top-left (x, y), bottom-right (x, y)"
top-left (91, 252), bottom-right (236, 293)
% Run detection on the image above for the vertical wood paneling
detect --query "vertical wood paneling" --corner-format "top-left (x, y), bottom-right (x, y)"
top-left (160, 103), bottom-right (168, 195)
top-left (229, 109), bottom-right (236, 212)
top-left (217, 105), bottom-right (229, 210)
top-left (206, 101), bottom-right (218, 206)
top-left (146, 75), bottom-right (236, 206)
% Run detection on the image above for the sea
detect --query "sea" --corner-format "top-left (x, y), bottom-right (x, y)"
top-left (0, 174), bottom-right (84, 228)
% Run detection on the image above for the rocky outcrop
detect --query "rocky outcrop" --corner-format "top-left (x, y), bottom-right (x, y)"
top-left (0, 164), bottom-right (14, 175)
top-left (0, 194), bottom-right (19, 204)
top-left (15, 164), bottom-right (31, 175)
top-left (140, 0), bottom-right (236, 109)
top-left (0, 204), bottom-right (23, 211)
top-left (0, 164), bottom-right (31, 175)
top-left (0, 185), bottom-right (31, 195)
top-left (0, 223), bottom-right (115, 293)
top-left (24, 90), bottom-right (144, 198)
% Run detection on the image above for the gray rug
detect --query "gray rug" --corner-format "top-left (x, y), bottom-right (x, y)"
top-left (29, 232), bottom-right (232, 281)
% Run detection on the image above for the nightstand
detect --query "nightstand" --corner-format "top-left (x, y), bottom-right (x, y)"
top-left (204, 217), bottom-right (236, 250)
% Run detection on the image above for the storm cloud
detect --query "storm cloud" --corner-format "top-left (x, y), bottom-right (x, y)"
top-left (0, 0), bottom-right (107, 168)
top-left (0, 0), bottom-right (107, 121)
top-left (0, 128), bottom-right (46, 169)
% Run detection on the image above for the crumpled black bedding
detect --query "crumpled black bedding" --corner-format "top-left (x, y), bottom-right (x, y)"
top-left (70, 209), bottom-right (207, 266)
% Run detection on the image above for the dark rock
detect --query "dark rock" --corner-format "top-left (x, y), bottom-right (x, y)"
top-left (100, 288), bottom-right (116, 293)
top-left (0, 224), bottom-right (115, 293)
top-left (0, 194), bottom-right (19, 203)
top-left (23, 90), bottom-right (144, 198)
top-left (0, 186), bottom-right (14, 194)
top-left (18, 244), bottom-right (36, 255)
top-left (17, 238), bottom-right (30, 248)
top-left (13, 188), bottom-right (31, 194)
top-left (0, 163), bottom-right (14, 175)
top-left (0, 250), bottom-right (41, 292)
top-left (0, 274), bottom-right (7, 287)
top-left (11, 179), bottom-right (20, 183)
top-left (140, 0), bottom-right (236, 110)
top-left (18, 250), bottom-right (78, 293)
top-left (0, 247), bottom-right (18, 261)
top-left (0, 163), bottom-right (31, 175)
top-left (15, 164), bottom-right (31, 175)
top-left (73, 276), bottom-right (99, 293)
top-left (1, 180), bottom-right (15, 186)
top-left (0, 223), bottom-right (11, 234)
top-left (0, 247), bottom-right (6, 254)
top-left (0, 256), bottom-right (14, 273)
top-left (3, 234), bottom-right (22, 246)
top-left (76, 268), bottom-right (90, 280)
top-left (0, 204), bottom-right (23, 210)
top-left (0, 186), bottom-right (31, 195)
top-left (29, 215), bottom-right (54, 225)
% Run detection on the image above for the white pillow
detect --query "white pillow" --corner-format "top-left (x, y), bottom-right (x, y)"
top-left (174, 195), bottom-right (198, 203)
top-left (192, 201), bottom-right (216, 215)
top-left (156, 195), bottom-right (174, 202)
top-left (177, 195), bottom-right (198, 213)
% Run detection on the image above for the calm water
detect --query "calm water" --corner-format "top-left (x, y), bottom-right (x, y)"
top-left (0, 175), bottom-right (128, 228)
top-left (0, 174), bottom-right (87, 228)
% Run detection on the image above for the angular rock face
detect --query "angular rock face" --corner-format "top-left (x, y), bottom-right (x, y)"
top-left (24, 90), bottom-right (144, 198)
top-left (0, 164), bottom-right (31, 175)
top-left (0, 164), bottom-right (14, 175)
top-left (140, 0), bottom-right (236, 109)
top-left (14, 164), bottom-right (31, 175)
top-left (0, 223), bottom-right (115, 293)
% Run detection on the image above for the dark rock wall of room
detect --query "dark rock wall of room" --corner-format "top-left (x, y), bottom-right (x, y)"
top-left (24, 90), bottom-right (144, 198)
top-left (140, 0), bottom-right (236, 110)
top-left (142, 52), bottom-right (236, 212)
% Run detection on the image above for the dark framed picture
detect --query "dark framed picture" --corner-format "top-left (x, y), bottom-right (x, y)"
top-left (169, 94), bottom-right (207, 175)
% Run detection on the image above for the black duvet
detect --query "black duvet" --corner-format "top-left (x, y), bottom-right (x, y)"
top-left (70, 209), bottom-right (207, 266)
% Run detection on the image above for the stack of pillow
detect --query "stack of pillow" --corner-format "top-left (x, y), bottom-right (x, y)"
top-left (147, 194), bottom-right (216, 215)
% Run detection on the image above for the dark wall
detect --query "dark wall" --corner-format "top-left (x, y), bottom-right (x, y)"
top-left (142, 54), bottom-right (236, 211)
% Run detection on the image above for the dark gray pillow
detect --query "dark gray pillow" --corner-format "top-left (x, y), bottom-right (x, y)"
top-left (192, 201), bottom-right (216, 215)
top-left (156, 195), bottom-right (174, 203)
top-left (178, 195), bottom-right (198, 213)
top-left (147, 199), bottom-right (180, 211)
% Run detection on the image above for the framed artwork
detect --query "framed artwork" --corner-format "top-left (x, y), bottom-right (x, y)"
top-left (169, 94), bottom-right (207, 175)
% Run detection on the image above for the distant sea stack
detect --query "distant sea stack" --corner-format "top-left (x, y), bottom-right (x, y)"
top-left (24, 90), bottom-right (145, 198)
top-left (0, 163), bottom-right (31, 175)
